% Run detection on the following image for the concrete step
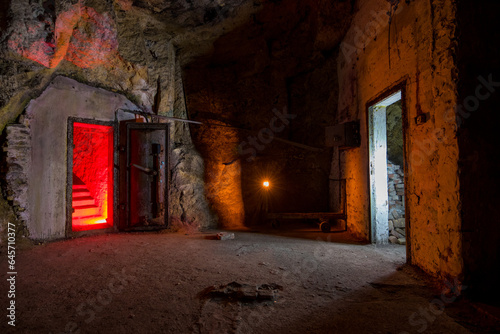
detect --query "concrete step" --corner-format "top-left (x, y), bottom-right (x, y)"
top-left (72, 214), bottom-right (101, 221)
top-left (72, 196), bottom-right (95, 207)
top-left (73, 205), bottom-right (99, 217)
top-left (72, 188), bottom-right (91, 198)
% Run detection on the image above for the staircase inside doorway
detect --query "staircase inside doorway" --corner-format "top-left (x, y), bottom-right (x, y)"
top-left (72, 174), bottom-right (108, 231)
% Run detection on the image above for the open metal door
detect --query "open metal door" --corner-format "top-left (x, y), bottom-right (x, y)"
top-left (119, 122), bottom-right (169, 230)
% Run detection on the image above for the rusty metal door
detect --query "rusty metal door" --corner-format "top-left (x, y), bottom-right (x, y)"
top-left (119, 122), bottom-right (169, 230)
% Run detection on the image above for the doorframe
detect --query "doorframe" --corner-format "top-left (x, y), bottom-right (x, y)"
top-left (365, 79), bottom-right (412, 264)
top-left (66, 117), bottom-right (117, 237)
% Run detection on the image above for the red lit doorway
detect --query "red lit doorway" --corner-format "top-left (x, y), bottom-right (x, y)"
top-left (67, 120), bottom-right (114, 232)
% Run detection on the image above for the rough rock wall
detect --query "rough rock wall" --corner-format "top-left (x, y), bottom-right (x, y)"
top-left (386, 101), bottom-right (404, 166)
top-left (0, 0), bottom-right (215, 243)
top-left (184, 0), bottom-right (352, 228)
top-left (337, 0), bottom-right (462, 278)
top-left (2, 125), bottom-right (31, 228)
top-left (169, 59), bottom-right (214, 229)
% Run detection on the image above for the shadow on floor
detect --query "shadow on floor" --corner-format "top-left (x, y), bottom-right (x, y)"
top-left (227, 219), bottom-right (369, 245)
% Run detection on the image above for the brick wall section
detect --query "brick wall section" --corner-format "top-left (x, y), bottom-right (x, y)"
top-left (4, 123), bottom-right (31, 227)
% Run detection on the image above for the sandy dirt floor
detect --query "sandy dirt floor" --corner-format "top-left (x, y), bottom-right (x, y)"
top-left (1, 225), bottom-right (499, 333)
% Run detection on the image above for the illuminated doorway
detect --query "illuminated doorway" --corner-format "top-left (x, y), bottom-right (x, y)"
top-left (368, 90), bottom-right (407, 249)
top-left (69, 121), bottom-right (114, 232)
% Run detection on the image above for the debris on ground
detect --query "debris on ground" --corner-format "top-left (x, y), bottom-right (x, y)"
top-left (216, 232), bottom-right (235, 240)
top-left (199, 281), bottom-right (283, 302)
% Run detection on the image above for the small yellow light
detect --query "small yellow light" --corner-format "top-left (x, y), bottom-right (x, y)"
top-left (263, 181), bottom-right (270, 188)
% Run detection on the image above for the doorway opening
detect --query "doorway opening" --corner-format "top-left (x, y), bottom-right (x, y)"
top-left (70, 122), bottom-right (114, 232)
top-left (368, 90), bottom-right (406, 247)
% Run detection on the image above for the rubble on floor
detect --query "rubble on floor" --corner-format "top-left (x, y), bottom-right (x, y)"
top-left (217, 232), bottom-right (235, 240)
top-left (199, 281), bottom-right (283, 303)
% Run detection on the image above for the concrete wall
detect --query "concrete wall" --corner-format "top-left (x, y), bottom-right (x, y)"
top-left (337, 0), bottom-right (462, 278)
top-left (24, 76), bottom-right (136, 240)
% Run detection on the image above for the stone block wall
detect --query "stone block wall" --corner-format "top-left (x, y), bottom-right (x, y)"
top-left (3, 124), bottom-right (31, 227)
top-left (387, 160), bottom-right (405, 245)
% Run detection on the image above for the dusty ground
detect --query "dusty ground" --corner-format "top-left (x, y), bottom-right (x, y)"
top-left (1, 224), bottom-right (499, 334)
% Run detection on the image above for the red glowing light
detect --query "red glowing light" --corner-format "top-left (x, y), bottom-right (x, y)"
top-left (64, 7), bottom-right (119, 69)
top-left (8, 5), bottom-right (118, 69)
top-left (72, 123), bottom-right (113, 231)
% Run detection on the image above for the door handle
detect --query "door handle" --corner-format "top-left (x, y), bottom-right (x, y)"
top-left (131, 164), bottom-right (158, 176)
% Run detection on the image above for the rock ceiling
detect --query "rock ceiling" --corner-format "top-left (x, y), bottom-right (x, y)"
top-left (130, 0), bottom-right (355, 64)
top-left (1, 0), bottom-right (355, 68)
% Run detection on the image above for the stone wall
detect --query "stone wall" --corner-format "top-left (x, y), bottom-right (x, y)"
top-left (337, 0), bottom-right (462, 279)
top-left (168, 58), bottom-right (215, 230)
top-left (184, 0), bottom-right (353, 228)
top-left (387, 160), bottom-right (405, 245)
top-left (2, 124), bottom-right (31, 229)
top-left (386, 101), bottom-right (404, 166)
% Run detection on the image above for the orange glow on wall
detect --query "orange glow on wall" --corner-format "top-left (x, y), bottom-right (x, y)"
top-left (72, 123), bottom-right (114, 231)
top-left (195, 121), bottom-right (245, 229)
